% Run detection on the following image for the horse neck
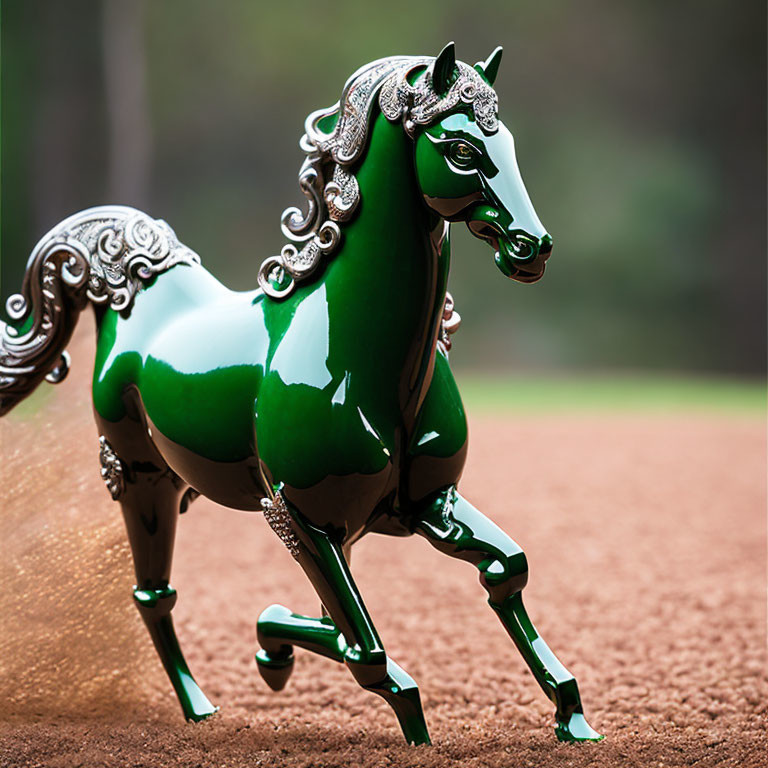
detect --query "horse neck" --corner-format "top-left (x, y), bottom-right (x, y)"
top-left (321, 112), bottom-right (450, 415)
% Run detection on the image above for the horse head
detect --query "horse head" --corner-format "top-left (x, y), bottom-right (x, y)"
top-left (259, 44), bottom-right (552, 297)
top-left (409, 43), bottom-right (552, 283)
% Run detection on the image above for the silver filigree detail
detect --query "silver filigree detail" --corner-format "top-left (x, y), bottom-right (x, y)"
top-left (438, 292), bottom-right (461, 354)
top-left (77, 207), bottom-right (200, 311)
top-left (99, 436), bottom-right (125, 500)
top-left (325, 166), bottom-right (360, 222)
top-left (261, 492), bottom-right (300, 559)
top-left (10, 205), bottom-right (200, 315)
top-left (259, 55), bottom-right (499, 300)
top-left (280, 159), bottom-right (323, 242)
top-left (0, 206), bottom-right (200, 414)
top-left (379, 60), bottom-right (498, 135)
top-left (0, 239), bottom-right (91, 414)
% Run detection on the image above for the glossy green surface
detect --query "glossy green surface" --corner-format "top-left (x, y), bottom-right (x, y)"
top-left (93, 112), bottom-right (475, 529)
top-left (12, 49), bottom-right (601, 745)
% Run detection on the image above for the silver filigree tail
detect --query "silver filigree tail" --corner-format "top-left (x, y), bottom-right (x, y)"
top-left (0, 206), bottom-right (200, 415)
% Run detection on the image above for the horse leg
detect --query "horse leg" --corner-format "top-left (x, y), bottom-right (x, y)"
top-left (99, 430), bottom-right (217, 722)
top-left (255, 544), bottom-right (364, 686)
top-left (255, 604), bottom-right (343, 690)
top-left (256, 504), bottom-right (430, 745)
top-left (412, 487), bottom-right (602, 742)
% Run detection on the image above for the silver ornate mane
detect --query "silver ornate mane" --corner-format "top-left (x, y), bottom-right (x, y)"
top-left (258, 56), bottom-right (498, 299)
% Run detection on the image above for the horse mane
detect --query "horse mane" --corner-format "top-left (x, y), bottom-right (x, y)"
top-left (257, 55), bottom-right (499, 299)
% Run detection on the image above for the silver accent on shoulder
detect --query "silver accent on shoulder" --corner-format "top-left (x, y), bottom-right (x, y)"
top-left (260, 492), bottom-right (301, 559)
top-left (259, 56), bottom-right (499, 300)
top-left (99, 436), bottom-right (125, 500)
top-left (438, 292), bottom-right (461, 354)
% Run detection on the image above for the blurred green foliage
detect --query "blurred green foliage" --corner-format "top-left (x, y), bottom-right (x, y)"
top-left (457, 373), bottom-right (766, 414)
top-left (1, 0), bottom-right (765, 375)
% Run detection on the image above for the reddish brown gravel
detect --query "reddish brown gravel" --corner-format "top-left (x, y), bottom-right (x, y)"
top-left (1, 322), bottom-right (765, 767)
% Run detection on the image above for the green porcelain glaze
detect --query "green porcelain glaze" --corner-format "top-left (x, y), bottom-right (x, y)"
top-left (1, 44), bottom-right (601, 746)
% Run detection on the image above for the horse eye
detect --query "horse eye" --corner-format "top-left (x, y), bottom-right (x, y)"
top-left (448, 141), bottom-right (476, 167)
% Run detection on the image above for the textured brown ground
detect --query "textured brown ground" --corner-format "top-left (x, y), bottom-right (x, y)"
top-left (1, 321), bottom-right (765, 767)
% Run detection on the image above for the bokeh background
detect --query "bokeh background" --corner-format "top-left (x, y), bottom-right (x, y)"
top-left (2, 0), bottom-right (765, 393)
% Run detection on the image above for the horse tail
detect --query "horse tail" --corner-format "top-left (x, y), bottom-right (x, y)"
top-left (0, 205), bottom-right (201, 416)
top-left (0, 226), bottom-right (92, 415)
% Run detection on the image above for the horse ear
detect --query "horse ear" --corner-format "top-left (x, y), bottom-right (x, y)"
top-left (433, 41), bottom-right (458, 95)
top-left (474, 46), bottom-right (503, 86)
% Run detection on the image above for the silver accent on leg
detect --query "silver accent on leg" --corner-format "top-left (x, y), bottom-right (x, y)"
top-left (99, 436), bottom-right (125, 500)
top-left (260, 492), bottom-right (300, 559)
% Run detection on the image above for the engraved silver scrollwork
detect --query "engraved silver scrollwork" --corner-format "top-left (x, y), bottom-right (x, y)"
top-left (11, 205), bottom-right (201, 316)
top-left (260, 492), bottom-right (301, 559)
top-left (379, 60), bottom-right (498, 135)
top-left (81, 208), bottom-right (201, 311)
top-left (280, 159), bottom-right (324, 242)
top-left (259, 55), bottom-right (499, 300)
top-left (0, 240), bottom-right (90, 409)
top-left (99, 436), bottom-right (125, 500)
top-left (324, 166), bottom-right (360, 222)
top-left (0, 206), bottom-right (201, 413)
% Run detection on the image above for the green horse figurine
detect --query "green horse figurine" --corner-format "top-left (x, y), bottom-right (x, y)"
top-left (0, 44), bottom-right (602, 745)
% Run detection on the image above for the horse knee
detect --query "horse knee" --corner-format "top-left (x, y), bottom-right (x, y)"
top-left (479, 549), bottom-right (529, 604)
top-left (345, 647), bottom-right (388, 688)
top-left (256, 603), bottom-right (296, 657)
top-left (133, 586), bottom-right (177, 620)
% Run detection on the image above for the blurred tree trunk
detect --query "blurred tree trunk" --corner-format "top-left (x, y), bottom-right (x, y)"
top-left (32, 1), bottom-right (105, 238)
top-left (102, 0), bottom-right (151, 207)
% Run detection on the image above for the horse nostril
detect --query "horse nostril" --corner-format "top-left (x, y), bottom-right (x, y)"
top-left (538, 235), bottom-right (553, 257)
top-left (510, 235), bottom-right (538, 261)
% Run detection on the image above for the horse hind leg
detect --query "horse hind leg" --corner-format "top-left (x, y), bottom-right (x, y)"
top-left (97, 428), bottom-right (217, 722)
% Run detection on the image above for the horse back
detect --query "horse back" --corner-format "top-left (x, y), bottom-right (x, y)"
top-left (93, 263), bottom-right (269, 509)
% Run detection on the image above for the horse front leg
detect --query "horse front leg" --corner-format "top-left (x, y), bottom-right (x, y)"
top-left (412, 486), bottom-right (602, 743)
top-left (256, 537), bottom-right (351, 678)
top-left (255, 496), bottom-right (430, 745)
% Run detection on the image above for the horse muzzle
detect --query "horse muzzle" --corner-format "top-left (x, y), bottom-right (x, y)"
top-left (466, 204), bottom-right (553, 283)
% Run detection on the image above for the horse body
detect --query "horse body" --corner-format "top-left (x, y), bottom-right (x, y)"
top-left (94, 114), bottom-right (465, 535)
top-left (1, 45), bottom-right (603, 746)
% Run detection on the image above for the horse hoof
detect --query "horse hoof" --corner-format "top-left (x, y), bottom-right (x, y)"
top-left (179, 679), bottom-right (219, 722)
top-left (185, 704), bottom-right (220, 723)
top-left (555, 712), bottom-right (604, 742)
top-left (255, 648), bottom-right (295, 691)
